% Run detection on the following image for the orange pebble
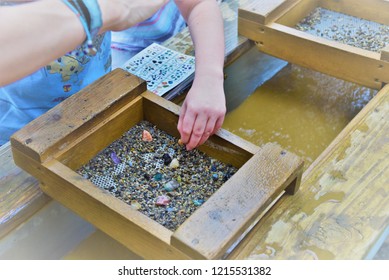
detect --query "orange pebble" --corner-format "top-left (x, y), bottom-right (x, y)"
top-left (178, 139), bottom-right (183, 145)
top-left (142, 130), bottom-right (153, 142)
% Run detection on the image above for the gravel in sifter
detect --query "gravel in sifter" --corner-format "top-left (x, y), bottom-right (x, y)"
top-left (77, 120), bottom-right (237, 231)
top-left (295, 7), bottom-right (389, 52)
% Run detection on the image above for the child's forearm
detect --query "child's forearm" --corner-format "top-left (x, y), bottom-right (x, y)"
top-left (177, 0), bottom-right (225, 85)
top-left (0, 0), bottom-right (168, 86)
top-left (0, 1), bottom-right (85, 86)
top-left (175, 0), bottom-right (226, 150)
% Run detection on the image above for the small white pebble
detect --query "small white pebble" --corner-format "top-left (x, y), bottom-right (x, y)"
top-left (169, 158), bottom-right (179, 169)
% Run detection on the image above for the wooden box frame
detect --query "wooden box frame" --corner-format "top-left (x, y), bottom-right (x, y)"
top-left (10, 69), bottom-right (303, 259)
top-left (238, 0), bottom-right (389, 89)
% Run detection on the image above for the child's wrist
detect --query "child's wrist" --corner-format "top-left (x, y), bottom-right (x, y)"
top-left (62, 0), bottom-right (103, 55)
top-left (97, 0), bottom-right (121, 33)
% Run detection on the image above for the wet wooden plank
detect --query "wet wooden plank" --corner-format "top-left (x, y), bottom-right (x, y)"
top-left (0, 143), bottom-right (50, 239)
top-left (229, 85), bottom-right (389, 260)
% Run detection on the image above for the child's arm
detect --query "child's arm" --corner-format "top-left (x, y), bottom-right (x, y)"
top-left (0, 0), bottom-right (168, 86)
top-left (175, 0), bottom-right (226, 150)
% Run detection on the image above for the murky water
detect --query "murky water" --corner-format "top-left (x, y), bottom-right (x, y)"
top-left (223, 63), bottom-right (377, 168)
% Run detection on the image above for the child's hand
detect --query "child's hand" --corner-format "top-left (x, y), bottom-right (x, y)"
top-left (177, 73), bottom-right (226, 151)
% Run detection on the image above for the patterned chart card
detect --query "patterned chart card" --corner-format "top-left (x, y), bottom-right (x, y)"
top-left (122, 43), bottom-right (195, 96)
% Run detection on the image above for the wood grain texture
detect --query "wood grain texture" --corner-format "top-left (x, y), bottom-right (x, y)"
top-left (276, 0), bottom-right (319, 26)
top-left (0, 143), bottom-right (50, 239)
top-left (229, 85), bottom-right (389, 260)
top-left (381, 46), bottom-right (389, 62)
top-left (239, 0), bottom-right (299, 24)
top-left (13, 90), bottom-right (288, 260)
top-left (238, 17), bottom-right (389, 89)
top-left (11, 145), bottom-right (189, 260)
top-left (3, 0), bottom-right (388, 260)
top-left (56, 96), bottom-right (144, 170)
top-left (42, 160), bottom-right (190, 260)
top-left (1, 2), bottom-right (254, 258)
top-left (171, 143), bottom-right (303, 259)
top-left (10, 69), bottom-right (146, 163)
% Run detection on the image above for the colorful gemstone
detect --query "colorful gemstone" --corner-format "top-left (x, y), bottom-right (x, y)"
top-left (164, 180), bottom-right (180, 192)
top-left (193, 199), bottom-right (205, 206)
top-left (154, 172), bottom-right (163, 181)
top-left (142, 130), bottom-right (153, 142)
top-left (156, 195), bottom-right (170, 206)
top-left (110, 152), bottom-right (121, 165)
top-left (169, 158), bottom-right (179, 169)
top-left (162, 153), bottom-right (172, 165)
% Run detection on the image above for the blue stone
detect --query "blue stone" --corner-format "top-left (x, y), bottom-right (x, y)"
top-left (193, 199), bottom-right (205, 206)
top-left (164, 180), bottom-right (180, 192)
top-left (154, 172), bottom-right (163, 181)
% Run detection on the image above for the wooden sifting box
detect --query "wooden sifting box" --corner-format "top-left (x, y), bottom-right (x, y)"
top-left (11, 69), bottom-right (303, 259)
top-left (239, 0), bottom-right (389, 89)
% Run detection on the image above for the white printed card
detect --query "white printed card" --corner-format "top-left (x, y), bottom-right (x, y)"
top-left (122, 43), bottom-right (195, 96)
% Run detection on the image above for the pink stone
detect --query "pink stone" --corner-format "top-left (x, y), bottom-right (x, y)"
top-left (155, 195), bottom-right (170, 206)
top-left (142, 130), bottom-right (153, 142)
